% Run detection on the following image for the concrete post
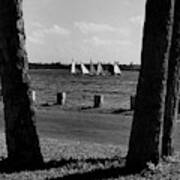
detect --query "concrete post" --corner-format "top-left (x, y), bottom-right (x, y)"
top-left (57, 92), bottom-right (66, 105)
top-left (94, 95), bottom-right (104, 108)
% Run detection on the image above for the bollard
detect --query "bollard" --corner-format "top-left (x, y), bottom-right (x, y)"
top-left (94, 95), bottom-right (104, 108)
top-left (130, 95), bottom-right (136, 110)
top-left (57, 92), bottom-right (66, 105)
top-left (32, 90), bottom-right (36, 102)
top-left (30, 90), bottom-right (36, 103)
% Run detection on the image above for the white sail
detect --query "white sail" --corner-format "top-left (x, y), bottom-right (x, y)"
top-left (81, 63), bottom-right (90, 74)
top-left (71, 60), bottom-right (76, 74)
top-left (113, 63), bottom-right (121, 75)
top-left (90, 60), bottom-right (96, 75)
top-left (96, 63), bottom-right (104, 75)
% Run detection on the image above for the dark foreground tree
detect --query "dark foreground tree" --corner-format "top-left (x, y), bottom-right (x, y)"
top-left (126, 0), bottom-right (175, 171)
top-left (0, 1), bottom-right (43, 167)
top-left (162, 1), bottom-right (180, 157)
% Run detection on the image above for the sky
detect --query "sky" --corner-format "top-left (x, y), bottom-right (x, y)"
top-left (23, 0), bottom-right (146, 64)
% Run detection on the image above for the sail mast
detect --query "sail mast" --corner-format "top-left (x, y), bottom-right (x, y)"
top-left (96, 62), bottom-right (104, 75)
top-left (71, 59), bottom-right (76, 74)
top-left (90, 59), bottom-right (96, 75)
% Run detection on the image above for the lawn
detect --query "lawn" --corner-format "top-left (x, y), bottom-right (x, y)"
top-left (0, 105), bottom-right (180, 179)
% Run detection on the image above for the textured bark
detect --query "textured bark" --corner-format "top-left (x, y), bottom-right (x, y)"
top-left (126, 0), bottom-right (175, 171)
top-left (162, 1), bottom-right (180, 157)
top-left (0, 1), bottom-right (43, 167)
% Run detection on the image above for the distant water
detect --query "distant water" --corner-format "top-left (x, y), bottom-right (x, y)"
top-left (30, 69), bottom-right (139, 110)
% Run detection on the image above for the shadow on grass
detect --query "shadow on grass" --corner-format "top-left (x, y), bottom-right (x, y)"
top-left (80, 106), bottom-right (94, 110)
top-left (49, 166), bottom-right (130, 180)
top-left (0, 156), bottom-right (138, 179)
top-left (46, 156), bottom-right (132, 180)
top-left (112, 108), bottom-right (133, 115)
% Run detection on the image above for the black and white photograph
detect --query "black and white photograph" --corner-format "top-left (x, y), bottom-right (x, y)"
top-left (0, 0), bottom-right (180, 179)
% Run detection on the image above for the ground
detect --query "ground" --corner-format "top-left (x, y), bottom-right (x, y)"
top-left (0, 103), bottom-right (180, 179)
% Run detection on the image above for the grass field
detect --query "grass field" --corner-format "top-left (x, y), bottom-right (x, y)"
top-left (36, 108), bottom-right (132, 146)
top-left (29, 107), bottom-right (180, 151)
top-left (0, 103), bottom-right (180, 179)
top-left (0, 68), bottom-right (180, 179)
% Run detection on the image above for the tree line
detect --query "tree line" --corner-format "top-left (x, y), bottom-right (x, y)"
top-left (29, 63), bottom-right (140, 71)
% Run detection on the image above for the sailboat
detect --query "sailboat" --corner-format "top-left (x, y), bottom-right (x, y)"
top-left (71, 60), bottom-right (76, 74)
top-left (113, 62), bottom-right (121, 75)
top-left (96, 62), bottom-right (104, 75)
top-left (81, 63), bottom-right (90, 75)
top-left (90, 60), bottom-right (96, 75)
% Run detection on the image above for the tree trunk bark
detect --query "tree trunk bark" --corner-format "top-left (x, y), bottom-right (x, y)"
top-left (0, 0), bottom-right (43, 168)
top-left (162, 1), bottom-right (180, 157)
top-left (126, 0), bottom-right (175, 171)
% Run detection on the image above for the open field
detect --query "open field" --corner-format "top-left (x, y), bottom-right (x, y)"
top-left (0, 107), bottom-right (180, 179)
top-left (0, 70), bottom-right (180, 179)
top-left (29, 69), bottom-right (138, 110)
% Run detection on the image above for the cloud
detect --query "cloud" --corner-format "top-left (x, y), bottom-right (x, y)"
top-left (44, 25), bottom-right (71, 35)
top-left (27, 24), bottom-right (71, 44)
top-left (27, 35), bottom-right (44, 45)
top-left (130, 15), bottom-right (144, 26)
top-left (74, 22), bottom-right (130, 36)
top-left (31, 22), bottom-right (44, 28)
top-left (27, 29), bottom-right (45, 44)
top-left (84, 36), bottom-right (132, 46)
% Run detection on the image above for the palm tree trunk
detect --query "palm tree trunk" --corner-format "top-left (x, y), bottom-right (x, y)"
top-left (0, 0), bottom-right (43, 167)
top-left (126, 0), bottom-right (175, 171)
top-left (162, 1), bottom-right (180, 157)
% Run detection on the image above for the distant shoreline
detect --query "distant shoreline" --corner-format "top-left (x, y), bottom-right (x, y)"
top-left (29, 62), bottom-right (140, 71)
